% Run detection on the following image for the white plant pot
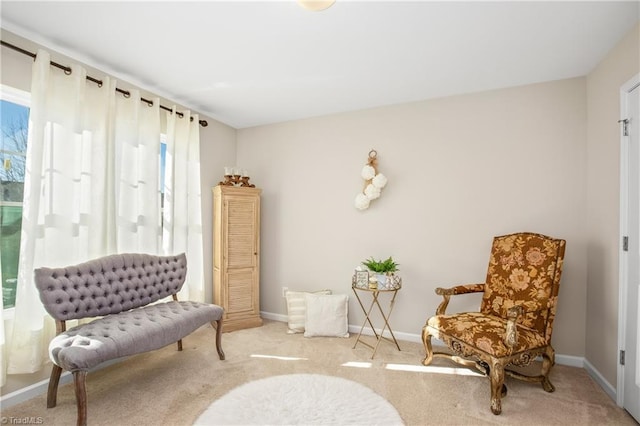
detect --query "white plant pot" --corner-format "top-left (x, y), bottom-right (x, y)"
top-left (376, 274), bottom-right (388, 289)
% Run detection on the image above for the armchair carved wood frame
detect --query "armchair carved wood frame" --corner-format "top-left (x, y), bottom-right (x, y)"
top-left (422, 232), bottom-right (566, 415)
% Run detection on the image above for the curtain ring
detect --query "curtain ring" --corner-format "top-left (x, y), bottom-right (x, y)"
top-left (123, 91), bottom-right (131, 99)
top-left (368, 149), bottom-right (377, 159)
top-left (64, 67), bottom-right (72, 76)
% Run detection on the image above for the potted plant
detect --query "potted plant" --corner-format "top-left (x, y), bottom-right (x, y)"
top-left (361, 256), bottom-right (400, 289)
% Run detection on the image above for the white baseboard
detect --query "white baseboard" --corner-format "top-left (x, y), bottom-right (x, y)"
top-left (584, 358), bottom-right (617, 402)
top-left (0, 372), bottom-right (72, 409)
top-left (0, 357), bottom-right (125, 409)
top-left (556, 354), bottom-right (584, 368)
top-left (261, 311), bottom-right (287, 322)
top-left (347, 324), bottom-right (423, 344)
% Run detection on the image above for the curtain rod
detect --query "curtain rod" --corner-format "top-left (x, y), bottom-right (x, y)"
top-left (1, 40), bottom-right (208, 127)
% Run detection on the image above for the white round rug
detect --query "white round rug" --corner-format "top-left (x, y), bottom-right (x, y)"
top-left (194, 373), bottom-right (404, 425)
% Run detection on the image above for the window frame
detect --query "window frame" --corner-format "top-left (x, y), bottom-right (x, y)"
top-left (1, 84), bottom-right (31, 315)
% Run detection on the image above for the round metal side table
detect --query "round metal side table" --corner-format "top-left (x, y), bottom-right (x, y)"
top-left (351, 284), bottom-right (401, 359)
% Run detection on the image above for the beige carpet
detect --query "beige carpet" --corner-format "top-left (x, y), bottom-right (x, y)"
top-left (1, 319), bottom-right (636, 425)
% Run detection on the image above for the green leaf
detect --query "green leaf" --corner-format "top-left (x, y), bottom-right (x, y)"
top-left (361, 256), bottom-right (399, 273)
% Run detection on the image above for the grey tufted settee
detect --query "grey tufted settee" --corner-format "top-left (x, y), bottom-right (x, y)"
top-left (34, 252), bottom-right (225, 426)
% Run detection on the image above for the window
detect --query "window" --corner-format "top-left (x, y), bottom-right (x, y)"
top-left (0, 86), bottom-right (30, 309)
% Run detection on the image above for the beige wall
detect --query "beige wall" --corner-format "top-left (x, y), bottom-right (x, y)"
top-left (585, 23), bottom-right (640, 387)
top-left (238, 77), bottom-right (588, 356)
top-left (200, 119), bottom-right (237, 304)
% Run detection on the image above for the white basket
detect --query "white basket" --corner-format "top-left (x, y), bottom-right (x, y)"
top-left (352, 273), bottom-right (401, 290)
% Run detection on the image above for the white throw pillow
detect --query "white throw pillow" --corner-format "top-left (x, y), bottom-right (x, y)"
top-left (303, 293), bottom-right (349, 338)
top-left (285, 289), bottom-right (332, 334)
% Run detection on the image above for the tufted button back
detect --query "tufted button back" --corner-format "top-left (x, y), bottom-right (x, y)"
top-left (34, 253), bottom-right (188, 321)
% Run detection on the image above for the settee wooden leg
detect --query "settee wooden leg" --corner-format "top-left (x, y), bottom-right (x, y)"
top-left (421, 327), bottom-right (434, 366)
top-left (177, 339), bottom-right (183, 351)
top-left (489, 360), bottom-right (505, 415)
top-left (73, 371), bottom-right (88, 426)
top-left (47, 364), bottom-right (63, 408)
top-left (213, 319), bottom-right (225, 360)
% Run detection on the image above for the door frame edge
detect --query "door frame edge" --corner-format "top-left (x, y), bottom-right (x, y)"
top-left (617, 73), bottom-right (640, 407)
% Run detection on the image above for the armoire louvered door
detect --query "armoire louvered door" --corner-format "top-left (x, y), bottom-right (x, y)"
top-left (213, 185), bottom-right (262, 332)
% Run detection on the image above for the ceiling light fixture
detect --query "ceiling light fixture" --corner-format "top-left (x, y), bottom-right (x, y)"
top-left (297, 0), bottom-right (335, 12)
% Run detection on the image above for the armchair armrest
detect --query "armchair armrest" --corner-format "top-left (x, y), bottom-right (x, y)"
top-left (504, 298), bottom-right (551, 349)
top-left (506, 298), bottom-right (552, 318)
top-left (504, 306), bottom-right (522, 348)
top-left (435, 283), bottom-right (485, 315)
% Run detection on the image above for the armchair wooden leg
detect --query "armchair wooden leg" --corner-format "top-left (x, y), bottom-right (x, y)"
top-left (47, 364), bottom-right (63, 408)
top-left (176, 339), bottom-right (183, 351)
top-left (475, 361), bottom-right (508, 396)
top-left (541, 345), bottom-right (555, 392)
top-left (73, 371), bottom-right (88, 426)
top-left (421, 327), bottom-right (434, 366)
top-left (212, 319), bottom-right (225, 360)
top-left (489, 360), bottom-right (506, 415)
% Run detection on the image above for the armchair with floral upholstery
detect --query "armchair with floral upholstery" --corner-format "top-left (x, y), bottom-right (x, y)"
top-left (422, 232), bottom-right (566, 415)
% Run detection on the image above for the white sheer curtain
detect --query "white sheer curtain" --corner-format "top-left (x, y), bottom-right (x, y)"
top-left (163, 108), bottom-right (205, 302)
top-left (0, 256), bottom-right (5, 386)
top-left (7, 51), bottom-right (116, 375)
top-left (115, 91), bottom-right (162, 252)
top-left (3, 50), bottom-right (168, 378)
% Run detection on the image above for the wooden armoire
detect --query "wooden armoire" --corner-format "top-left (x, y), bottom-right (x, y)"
top-left (212, 185), bottom-right (262, 332)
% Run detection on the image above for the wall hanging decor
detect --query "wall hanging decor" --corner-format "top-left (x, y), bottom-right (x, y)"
top-left (354, 149), bottom-right (387, 210)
